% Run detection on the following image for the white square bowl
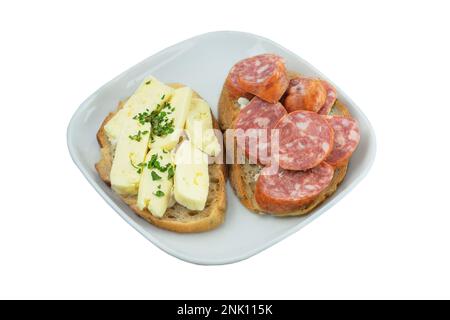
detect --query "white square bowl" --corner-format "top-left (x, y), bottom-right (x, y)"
top-left (67, 31), bottom-right (376, 265)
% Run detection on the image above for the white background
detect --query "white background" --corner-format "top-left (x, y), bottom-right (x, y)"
top-left (1, 0), bottom-right (449, 299)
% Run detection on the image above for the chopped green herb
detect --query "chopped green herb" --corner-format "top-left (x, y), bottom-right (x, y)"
top-left (145, 80), bottom-right (152, 85)
top-left (132, 102), bottom-right (175, 141)
top-left (130, 159), bottom-right (145, 174)
top-left (147, 154), bottom-right (159, 169)
top-left (157, 184), bottom-right (161, 189)
top-left (161, 94), bottom-right (165, 100)
top-left (145, 153), bottom-right (173, 173)
top-left (151, 171), bottom-right (161, 181)
top-left (136, 152), bottom-right (174, 177)
top-left (162, 149), bottom-right (168, 154)
top-left (153, 190), bottom-right (165, 197)
top-left (133, 108), bottom-right (150, 125)
top-left (128, 130), bottom-right (148, 142)
top-left (167, 165), bottom-right (175, 179)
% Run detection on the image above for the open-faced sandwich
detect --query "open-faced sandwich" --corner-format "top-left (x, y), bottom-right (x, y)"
top-left (96, 77), bottom-right (226, 232)
top-left (219, 54), bottom-right (360, 216)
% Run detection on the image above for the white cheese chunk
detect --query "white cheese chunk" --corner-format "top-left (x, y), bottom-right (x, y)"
top-left (104, 107), bottom-right (128, 146)
top-left (110, 77), bottom-right (174, 195)
top-left (237, 97), bottom-right (250, 108)
top-left (150, 86), bottom-right (193, 151)
top-left (110, 119), bottom-right (150, 195)
top-left (104, 76), bottom-right (173, 145)
top-left (185, 98), bottom-right (221, 156)
top-left (173, 141), bottom-right (209, 211)
top-left (137, 148), bottom-right (174, 218)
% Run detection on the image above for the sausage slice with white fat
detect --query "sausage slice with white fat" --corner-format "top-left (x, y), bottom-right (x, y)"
top-left (324, 115), bottom-right (360, 167)
top-left (235, 54), bottom-right (289, 103)
top-left (274, 111), bottom-right (334, 171)
top-left (255, 162), bottom-right (334, 213)
top-left (234, 97), bottom-right (287, 165)
top-left (318, 80), bottom-right (337, 115)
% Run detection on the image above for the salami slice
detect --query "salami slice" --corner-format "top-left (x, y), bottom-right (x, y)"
top-left (324, 116), bottom-right (360, 167)
top-left (318, 80), bottom-right (337, 115)
top-left (234, 97), bottom-right (287, 165)
top-left (236, 54), bottom-right (289, 103)
top-left (255, 162), bottom-right (334, 213)
top-left (284, 77), bottom-right (327, 113)
top-left (225, 60), bottom-right (253, 99)
top-left (274, 111), bottom-right (334, 171)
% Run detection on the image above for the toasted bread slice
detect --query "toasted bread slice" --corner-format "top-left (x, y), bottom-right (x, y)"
top-left (96, 84), bottom-right (226, 232)
top-left (219, 71), bottom-right (351, 216)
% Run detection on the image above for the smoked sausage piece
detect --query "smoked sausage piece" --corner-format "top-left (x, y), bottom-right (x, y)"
top-left (234, 97), bottom-right (287, 165)
top-left (284, 77), bottom-right (327, 113)
top-left (274, 111), bottom-right (334, 171)
top-left (235, 54), bottom-right (289, 103)
top-left (324, 116), bottom-right (360, 167)
top-left (318, 80), bottom-right (337, 115)
top-left (255, 162), bottom-right (334, 213)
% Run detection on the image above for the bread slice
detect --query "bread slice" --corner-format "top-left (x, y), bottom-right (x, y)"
top-left (218, 71), bottom-right (351, 216)
top-left (96, 84), bottom-right (226, 232)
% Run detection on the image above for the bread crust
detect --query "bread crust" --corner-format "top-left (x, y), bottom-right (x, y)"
top-left (219, 71), bottom-right (352, 216)
top-left (95, 84), bottom-right (226, 233)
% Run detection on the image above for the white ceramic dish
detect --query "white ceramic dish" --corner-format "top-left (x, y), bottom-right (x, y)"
top-left (67, 31), bottom-right (376, 265)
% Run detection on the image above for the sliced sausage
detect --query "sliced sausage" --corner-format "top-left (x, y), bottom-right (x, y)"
top-left (318, 80), bottom-right (337, 115)
top-left (274, 111), bottom-right (334, 171)
top-left (255, 162), bottom-right (334, 213)
top-left (225, 60), bottom-right (253, 99)
top-left (284, 77), bottom-right (327, 113)
top-left (324, 116), bottom-right (360, 167)
top-left (235, 54), bottom-right (289, 103)
top-left (234, 97), bottom-right (287, 165)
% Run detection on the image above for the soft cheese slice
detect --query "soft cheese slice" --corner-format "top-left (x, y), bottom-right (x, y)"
top-left (104, 77), bottom-right (174, 145)
top-left (104, 107), bottom-right (128, 146)
top-left (174, 140), bottom-right (209, 211)
top-left (185, 98), bottom-right (221, 156)
top-left (110, 120), bottom-right (150, 195)
top-left (150, 86), bottom-right (193, 151)
top-left (137, 148), bottom-right (174, 218)
top-left (110, 77), bottom-right (174, 195)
